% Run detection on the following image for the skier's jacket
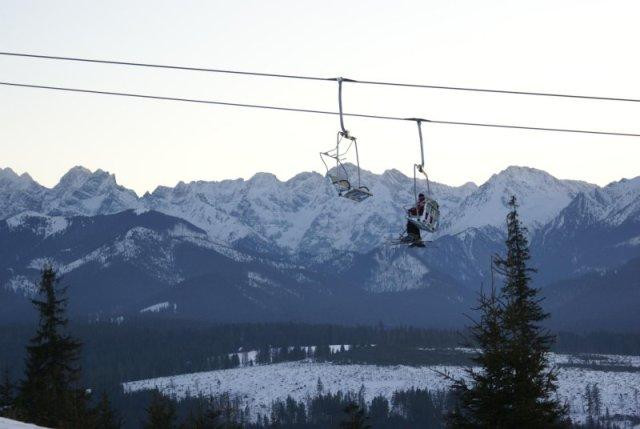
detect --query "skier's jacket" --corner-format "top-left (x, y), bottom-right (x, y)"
top-left (408, 198), bottom-right (426, 217)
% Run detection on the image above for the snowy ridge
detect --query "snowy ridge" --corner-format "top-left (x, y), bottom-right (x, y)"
top-left (4, 165), bottom-right (639, 258)
top-left (6, 212), bottom-right (69, 238)
top-left (21, 225), bottom-right (203, 283)
top-left (2, 165), bottom-right (639, 297)
top-left (44, 166), bottom-right (141, 217)
top-left (442, 166), bottom-right (596, 233)
top-left (4, 275), bottom-right (38, 297)
top-left (0, 166), bottom-right (140, 220)
top-left (0, 168), bottom-right (47, 219)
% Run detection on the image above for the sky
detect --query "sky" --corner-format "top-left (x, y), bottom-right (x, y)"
top-left (1, 0), bottom-right (639, 195)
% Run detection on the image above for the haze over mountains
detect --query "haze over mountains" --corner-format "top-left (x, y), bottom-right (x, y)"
top-left (1, 165), bottom-right (638, 330)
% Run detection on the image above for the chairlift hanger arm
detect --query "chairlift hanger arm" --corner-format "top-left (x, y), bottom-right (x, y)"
top-left (336, 77), bottom-right (353, 138)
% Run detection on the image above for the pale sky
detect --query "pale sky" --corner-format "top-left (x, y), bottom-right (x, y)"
top-left (1, 0), bottom-right (639, 195)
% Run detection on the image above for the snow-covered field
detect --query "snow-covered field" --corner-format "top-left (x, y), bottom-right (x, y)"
top-left (123, 352), bottom-right (640, 425)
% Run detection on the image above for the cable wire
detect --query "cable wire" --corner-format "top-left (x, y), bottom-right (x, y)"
top-left (2, 51), bottom-right (640, 103)
top-left (2, 81), bottom-right (640, 138)
top-left (0, 52), bottom-right (329, 82)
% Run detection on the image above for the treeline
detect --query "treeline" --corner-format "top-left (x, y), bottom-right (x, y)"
top-left (0, 320), bottom-right (462, 387)
top-left (108, 387), bottom-right (453, 428)
top-left (106, 385), bottom-right (627, 429)
top-left (256, 387), bottom-right (451, 428)
top-left (2, 319), bottom-right (639, 389)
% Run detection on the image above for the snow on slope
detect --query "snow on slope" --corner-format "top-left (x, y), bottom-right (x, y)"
top-left (5, 275), bottom-right (38, 297)
top-left (577, 176), bottom-right (640, 226)
top-left (0, 166), bottom-right (139, 220)
top-left (6, 212), bottom-right (69, 238)
top-left (0, 418), bottom-right (50, 429)
top-left (141, 166), bottom-right (478, 254)
top-left (123, 353), bottom-right (640, 424)
top-left (5, 165), bottom-right (639, 257)
top-left (43, 166), bottom-right (140, 216)
top-left (0, 167), bottom-right (47, 219)
top-left (442, 166), bottom-right (596, 233)
top-left (140, 301), bottom-right (177, 313)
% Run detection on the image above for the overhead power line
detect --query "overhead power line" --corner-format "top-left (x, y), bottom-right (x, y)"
top-left (2, 81), bottom-right (639, 138)
top-left (1, 51), bottom-right (640, 104)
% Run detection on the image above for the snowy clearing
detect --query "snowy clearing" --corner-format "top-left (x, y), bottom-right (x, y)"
top-left (123, 353), bottom-right (640, 424)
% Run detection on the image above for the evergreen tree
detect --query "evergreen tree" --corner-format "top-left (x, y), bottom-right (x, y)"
top-left (181, 398), bottom-right (223, 429)
top-left (450, 197), bottom-right (568, 428)
top-left (450, 282), bottom-right (511, 427)
top-left (143, 390), bottom-right (177, 429)
top-left (0, 367), bottom-right (14, 416)
top-left (368, 396), bottom-right (389, 423)
top-left (16, 265), bottom-right (89, 428)
top-left (95, 391), bottom-right (122, 429)
top-left (339, 402), bottom-right (370, 429)
top-left (315, 344), bottom-right (331, 361)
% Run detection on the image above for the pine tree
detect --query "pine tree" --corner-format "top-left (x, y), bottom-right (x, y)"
top-left (16, 265), bottom-right (89, 428)
top-left (0, 367), bottom-right (14, 416)
top-left (182, 398), bottom-right (223, 429)
top-left (143, 390), bottom-right (177, 429)
top-left (339, 403), bottom-right (370, 429)
top-left (95, 391), bottom-right (122, 429)
top-left (368, 396), bottom-right (389, 423)
top-left (449, 283), bottom-right (511, 428)
top-left (450, 197), bottom-right (568, 428)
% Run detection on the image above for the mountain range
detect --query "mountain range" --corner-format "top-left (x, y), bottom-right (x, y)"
top-left (1, 165), bottom-right (638, 331)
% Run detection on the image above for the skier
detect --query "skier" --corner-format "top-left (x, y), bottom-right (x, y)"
top-left (405, 193), bottom-right (426, 247)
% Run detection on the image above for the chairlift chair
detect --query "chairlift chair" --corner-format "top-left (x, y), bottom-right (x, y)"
top-left (319, 77), bottom-right (372, 202)
top-left (407, 165), bottom-right (440, 233)
top-left (406, 120), bottom-right (440, 234)
top-left (320, 131), bottom-right (372, 202)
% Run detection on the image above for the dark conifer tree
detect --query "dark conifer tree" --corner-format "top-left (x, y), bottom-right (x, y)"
top-left (16, 265), bottom-right (89, 428)
top-left (450, 197), bottom-right (568, 428)
top-left (339, 403), bottom-right (370, 429)
top-left (181, 398), bottom-right (223, 429)
top-left (143, 390), bottom-right (177, 429)
top-left (95, 391), bottom-right (122, 429)
top-left (0, 367), bottom-right (14, 417)
top-left (368, 396), bottom-right (389, 423)
top-left (450, 283), bottom-right (511, 427)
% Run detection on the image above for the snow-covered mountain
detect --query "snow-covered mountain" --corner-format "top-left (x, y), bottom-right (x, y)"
top-left (442, 166), bottom-right (596, 232)
top-left (0, 168), bottom-right (47, 218)
top-left (140, 166), bottom-right (480, 256)
top-left (44, 166), bottom-right (141, 216)
top-left (1, 165), bottom-right (638, 329)
top-left (0, 166), bottom-right (140, 219)
top-left (3, 164), bottom-right (623, 256)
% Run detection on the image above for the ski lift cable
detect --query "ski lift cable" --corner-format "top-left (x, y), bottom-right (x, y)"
top-left (2, 81), bottom-right (640, 138)
top-left (2, 51), bottom-right (640, 104)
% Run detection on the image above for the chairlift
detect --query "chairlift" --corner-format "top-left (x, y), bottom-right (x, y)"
top-left (320, 78), bottom-right (372, 202)
top-left (406, 119), bottom-right (440, 233)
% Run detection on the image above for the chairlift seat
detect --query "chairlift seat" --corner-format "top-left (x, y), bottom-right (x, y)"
top-left (407, 197), bottom-right (440, 233)
top-left (328, 174), bottom-right (351, 193)
top-left (320, 131), bottom-right (373, 203)
top-left (342, 186), bottom-right (372, 202)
